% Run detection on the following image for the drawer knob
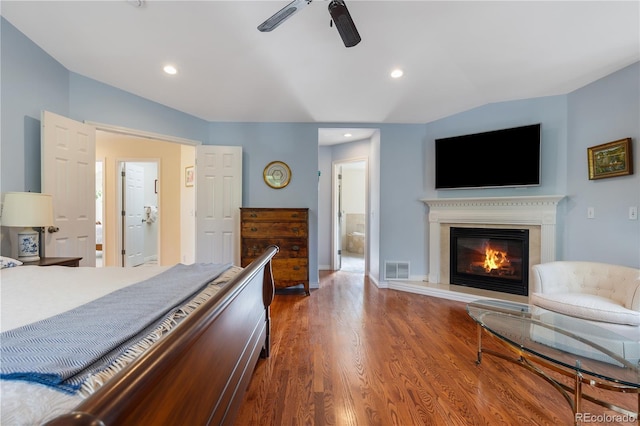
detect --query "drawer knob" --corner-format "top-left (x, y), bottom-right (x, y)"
top-left (291, 213), bottom-right (299, 218)
top-left (292, 245), bottom-right (300, 251)
top-left (250, 213), bottom-right (257, 217)
top-left (251, 227), bottom-right (258, 232)
top-left (293, 266), bottom-right (300, 271)
top-left (292, 227), bottom-right (299, 233)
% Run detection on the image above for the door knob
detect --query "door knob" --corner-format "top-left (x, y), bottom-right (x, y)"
top-left (48, 226), bottom-right (60, 233)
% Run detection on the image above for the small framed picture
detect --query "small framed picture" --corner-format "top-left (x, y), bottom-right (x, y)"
top-left (587, 138), bottom-right (633, 180)
top-left (185, 166), bottom-right (195, 187)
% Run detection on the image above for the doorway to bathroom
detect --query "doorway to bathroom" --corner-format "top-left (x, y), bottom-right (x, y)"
top-left (95, 159), bottom-right (159, 267)
top-left (118, 161), bottom-right (159, 267)
top-left (334, 160), bottom-right (366, 273)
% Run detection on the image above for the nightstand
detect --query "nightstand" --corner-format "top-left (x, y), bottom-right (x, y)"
top-left (23, 257), bottom-right (82, 267)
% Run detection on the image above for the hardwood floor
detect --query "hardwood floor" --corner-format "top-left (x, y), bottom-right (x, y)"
top-left (235, 271), bottom-right (636, 425)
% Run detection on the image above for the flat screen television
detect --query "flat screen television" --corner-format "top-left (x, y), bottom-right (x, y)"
top-left (435, 123), bottom-right (541, 189)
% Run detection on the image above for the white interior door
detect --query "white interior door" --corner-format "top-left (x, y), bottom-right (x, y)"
top-left (41, 110), bottom-right (96, 266)
top-left (196, 145), bottom-right (242, 264)
top-left (123, 163), bottom-right (145, 267)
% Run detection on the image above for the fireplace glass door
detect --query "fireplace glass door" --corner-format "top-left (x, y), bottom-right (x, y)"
top-left (450, 227), bottom-right (529, 296)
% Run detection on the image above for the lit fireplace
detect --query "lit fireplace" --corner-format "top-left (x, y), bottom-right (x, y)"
top-left (450, 227), bottom-right (529, 296)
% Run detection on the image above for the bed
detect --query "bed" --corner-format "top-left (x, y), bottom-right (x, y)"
top-left (0, 245), bottom-right (278, 426)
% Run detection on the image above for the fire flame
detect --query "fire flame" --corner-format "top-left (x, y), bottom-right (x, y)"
top-left (483, 244), bottom-right (510, 273)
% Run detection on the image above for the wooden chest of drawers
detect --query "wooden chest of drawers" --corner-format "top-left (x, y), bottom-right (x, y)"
top-left (240, 208), bottom-right (309, 295)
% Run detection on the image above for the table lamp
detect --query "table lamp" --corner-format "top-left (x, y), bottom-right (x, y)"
top-left (1, 192), bottom-right (54, 262)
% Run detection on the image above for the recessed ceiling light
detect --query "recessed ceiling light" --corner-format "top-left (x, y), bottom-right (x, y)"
top-left (390, 68), bottom-right (404, 79)
top-left (163, 65), bottom-right (177, 75)
top-left (344, 133), bottom-right (352, 137)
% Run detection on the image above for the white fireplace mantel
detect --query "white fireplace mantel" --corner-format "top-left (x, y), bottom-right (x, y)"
top-left (421, 196), bottom-right (565, 284)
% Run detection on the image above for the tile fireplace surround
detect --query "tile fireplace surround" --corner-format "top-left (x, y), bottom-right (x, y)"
top-left (389, 196), bottom-right (565, 303)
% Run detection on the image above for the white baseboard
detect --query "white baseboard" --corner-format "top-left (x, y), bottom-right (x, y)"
top-left (387, 280), bottom-right (487, 303)
top-left (368, 273), bottom-right (383, 288)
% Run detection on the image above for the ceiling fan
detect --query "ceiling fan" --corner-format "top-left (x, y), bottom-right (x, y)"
top-left (258, 0), bottom-right (361, 48)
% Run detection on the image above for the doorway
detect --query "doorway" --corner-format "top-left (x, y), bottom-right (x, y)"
top-left (334, 159), bottom-right (366, 273)
top-left (117, 161), bottom-right (159, 267)
top-left (94, 127), bottom-right (196, 267)
top-left (96, 159), bottom-right (161, 267)
top-left (319, 127), bottom-right (375, 275)
top-left (96, 161), bottom-right (104, 266)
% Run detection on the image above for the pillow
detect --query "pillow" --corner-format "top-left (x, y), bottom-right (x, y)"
top-left (0, 256), bottom-right (23, 269)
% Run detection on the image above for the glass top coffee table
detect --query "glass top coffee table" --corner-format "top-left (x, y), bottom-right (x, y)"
top-left (467, 299), bottom-right (639, 424)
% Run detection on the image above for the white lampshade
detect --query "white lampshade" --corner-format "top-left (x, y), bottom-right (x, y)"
top-left (1, 192), bottom-right (54, 227)
top-left (1, 192), bottom-right (54, 262)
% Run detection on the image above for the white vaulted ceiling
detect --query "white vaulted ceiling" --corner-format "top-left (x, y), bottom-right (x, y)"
top-left (1, 1), bottom-right (638, 126)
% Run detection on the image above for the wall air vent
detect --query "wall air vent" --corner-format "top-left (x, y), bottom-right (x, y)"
top-left (384, 261), bottom-right (410, 280)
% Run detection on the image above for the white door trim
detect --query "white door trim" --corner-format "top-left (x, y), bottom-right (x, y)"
top-left (86, 121), bottom-right (201, 146)
top-left (331, 157), bottom-right (369, 272)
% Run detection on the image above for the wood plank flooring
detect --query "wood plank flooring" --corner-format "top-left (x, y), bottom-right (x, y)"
top-left (235, 271), bottom-right (637, 425)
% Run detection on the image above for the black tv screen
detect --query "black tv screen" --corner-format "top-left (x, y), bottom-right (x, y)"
top-left (435, 124), bottom-right (541, 189)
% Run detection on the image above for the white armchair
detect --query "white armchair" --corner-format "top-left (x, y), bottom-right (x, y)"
top-left (530, 261), bottom-right (640, 340)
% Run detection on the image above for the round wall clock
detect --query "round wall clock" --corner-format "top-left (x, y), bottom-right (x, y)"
top-left (263, 161), bottom-right (292, 189)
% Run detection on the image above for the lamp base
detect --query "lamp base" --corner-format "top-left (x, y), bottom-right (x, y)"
top-left (17, 228), bottom-right (40, 262)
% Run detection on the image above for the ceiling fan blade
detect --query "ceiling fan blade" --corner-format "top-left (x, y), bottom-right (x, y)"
top-left (258, 0), bottom-right (313, 32)
top-left (328, 0), bottom-right (361, 47)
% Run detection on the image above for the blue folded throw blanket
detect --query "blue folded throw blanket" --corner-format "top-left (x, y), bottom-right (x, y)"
top-left (0, 262), bottom-right (231, 394)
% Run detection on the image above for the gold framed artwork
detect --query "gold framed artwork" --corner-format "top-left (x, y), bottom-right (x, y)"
top-left (587, 138), bottom-right (633, 180)
top-left (185, 166), bottom-right (195, 187)
top-left (263, 161), bottom-right (291, 189)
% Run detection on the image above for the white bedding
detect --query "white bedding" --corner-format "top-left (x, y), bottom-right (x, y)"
top-left (1, 265), bottom-right (170, 332)
top-left (0, 264), bottom-right (240, 425)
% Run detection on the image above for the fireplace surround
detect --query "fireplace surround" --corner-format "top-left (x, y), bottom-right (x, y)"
top-left (421, 196), bottom-right (564, 297)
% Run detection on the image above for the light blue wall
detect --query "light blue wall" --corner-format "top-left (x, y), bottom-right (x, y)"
top-left (566, 62), bottom-right (640, 266)
top-left (69, 74), bottom-right (209, 143)
top-left (378, 124), bottom-right (430, 277)
top-left (2, 17), bottom-right (638, 278)
top-left (421, 63), bottom-right (639, 267)
top-left (424, 95), bottom-right (569, 199)
top-left (208, 122), bottom-right (321, 284)
top-left (1, 17), bottom-right (69, 193)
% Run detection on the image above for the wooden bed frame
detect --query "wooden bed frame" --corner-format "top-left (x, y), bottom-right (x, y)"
top-left (46, 245), bottom-right (279, 426)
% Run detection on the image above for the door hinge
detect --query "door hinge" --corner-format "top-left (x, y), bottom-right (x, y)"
top-left (121, 170), bottom-right (126, 177)
top-left (121, 249), bottom-right (126, 255)
top-left (338, 249), bottom-right (342, 255)
top-left (121, 210), bottom-right (126, 217)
